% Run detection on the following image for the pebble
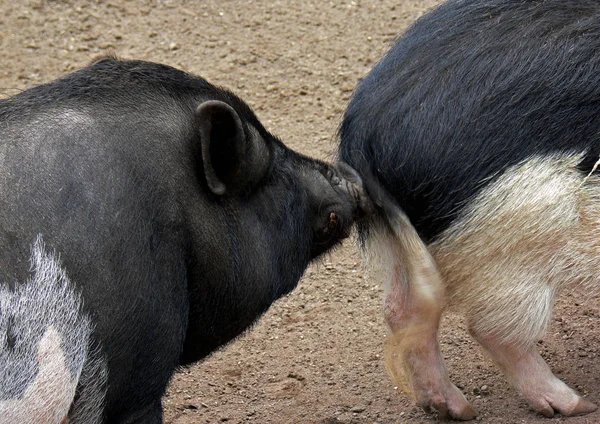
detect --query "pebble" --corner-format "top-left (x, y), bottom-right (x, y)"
top-left (473, 385), bottom-right (491, 396)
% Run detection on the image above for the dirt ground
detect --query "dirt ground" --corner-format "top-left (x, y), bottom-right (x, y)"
top-left (2, 1), bottom-right (600, 423)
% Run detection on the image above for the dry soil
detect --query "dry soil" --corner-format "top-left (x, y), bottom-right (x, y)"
top-left (1, 1), bottom-right (600, 423)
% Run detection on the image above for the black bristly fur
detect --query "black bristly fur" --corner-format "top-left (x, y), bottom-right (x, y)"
top-left (340, 0), bottom-right (600, 243)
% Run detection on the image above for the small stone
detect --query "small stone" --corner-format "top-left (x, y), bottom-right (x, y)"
top-left (169, 42), bottom-right (178, 51)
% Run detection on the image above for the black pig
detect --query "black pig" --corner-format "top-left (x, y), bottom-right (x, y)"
top-left (0, 56), bottom-right (368, 423)
top-left (340, 0), bottom-right (600, 420)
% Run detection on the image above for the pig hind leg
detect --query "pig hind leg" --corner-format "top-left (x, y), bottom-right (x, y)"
top-left (464, 283), bottom-right (596, 417)
top-left (367, 212), bottom-right (476, 420)
top-left (470, 327), bottom-right (596, 417)
top-left (431, 154), bottom-right (599, 417)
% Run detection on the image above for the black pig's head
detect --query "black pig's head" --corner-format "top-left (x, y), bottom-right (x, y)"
top-left (195, 100), bottom-right (370, 263)
top-left (298, 159), bottom-right (371, 258)
top-left (185, 98), bottom-right (371, 360)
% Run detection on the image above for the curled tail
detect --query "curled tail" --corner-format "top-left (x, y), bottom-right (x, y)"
top-left (0, 236), bottom-right (107, 424)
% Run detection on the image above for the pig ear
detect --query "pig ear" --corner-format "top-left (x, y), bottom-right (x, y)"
top-left (195, 100), bottom-right (269, 196)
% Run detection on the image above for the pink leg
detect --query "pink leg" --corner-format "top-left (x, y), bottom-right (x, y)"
top-left (384, 260), bottom-right (476, 420)
top-left (376, 214), bottom-right (476, 420)
top-left (471, 331), bottom-right (597, 418)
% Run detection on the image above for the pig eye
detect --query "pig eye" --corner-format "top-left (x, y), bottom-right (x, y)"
top-left (311, 210), bottom-right (349, 258)
top-left (316, 211), bottom-right (339, 236)
top-left (320, 211), bottom-right (341, 236)
top-left (328, 212), bottom-right (338, 229)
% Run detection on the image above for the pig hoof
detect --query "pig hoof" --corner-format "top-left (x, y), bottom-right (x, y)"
top-left (451, 402), bottom-right (477, 421)
top-left (555, 397), bottom-right (597, 417)
top-left (418, 386), bottom-right (477, 420)
top-left (528, 392), bottom-right (597, 418)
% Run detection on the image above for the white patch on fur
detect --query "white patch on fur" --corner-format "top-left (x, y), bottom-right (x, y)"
top-left (430, 152), bottom-right (600, 347)
top-left (0, 235), bottom-right (107, 424)
top-left (0, 327), bottom-right (74, 423)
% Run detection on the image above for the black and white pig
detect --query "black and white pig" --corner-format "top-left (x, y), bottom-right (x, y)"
top-left (340, 0), bottom-right (600, 420)
top-left (0, 56), bottom-right (370, 423)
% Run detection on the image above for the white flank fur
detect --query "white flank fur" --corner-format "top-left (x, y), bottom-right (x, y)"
top-left (0, 235), bottom-right (107, 424)
top-left (364, 152), bottom-right (600, 418)
top-left (430, 153), bottom-right (599, 347)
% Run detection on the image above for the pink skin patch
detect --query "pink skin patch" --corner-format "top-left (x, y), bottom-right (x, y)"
top-left (0, 327), bottom-right (75, 424)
